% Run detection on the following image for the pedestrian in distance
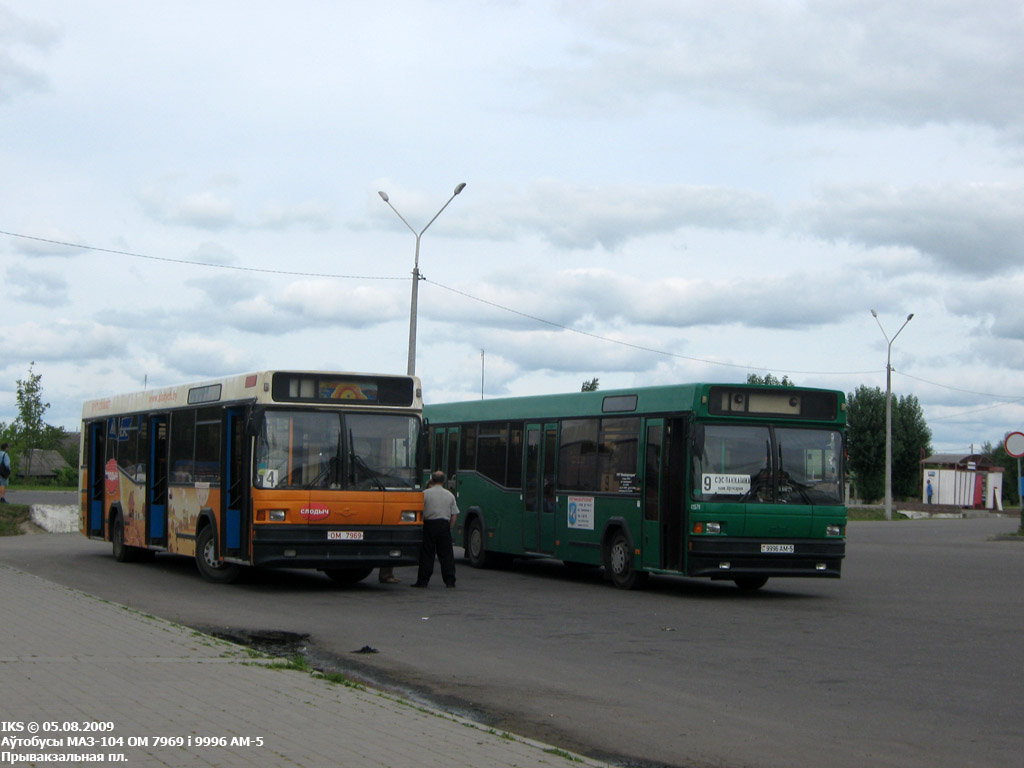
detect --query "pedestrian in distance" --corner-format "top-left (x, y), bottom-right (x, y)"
top-left (411, 470), bottom-right (459, 588)
top-left (0, 443), bottom-right (11, 503)
top-left (926, 478), bottom-right (933, 504)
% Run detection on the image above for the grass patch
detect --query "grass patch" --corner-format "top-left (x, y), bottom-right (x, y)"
top-left (267, 653), bottom-right (313, 673)
top-left (0, 503), bottom-right (30, 536)
top-left (263, 653), bottom-right (365, 689)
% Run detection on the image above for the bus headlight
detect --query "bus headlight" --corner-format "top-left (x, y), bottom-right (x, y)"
top-left (826, 524), bottom-right (843, 537)
top-left (268, 510), bottom-right (287, 522)
top-left (693, 522), bottom-right (722, 534)
top-left (401, 510), bottom-right (419, 522)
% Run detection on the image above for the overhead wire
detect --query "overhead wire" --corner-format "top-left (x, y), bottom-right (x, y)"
top-left (423, 277), bottom-right (879, 376)
top-left (3, 227), bottom-right (1020, 415)
top-left (0, 229), bottom-right (404, 280)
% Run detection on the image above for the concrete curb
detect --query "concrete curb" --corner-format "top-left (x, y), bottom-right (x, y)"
top-left (29, 504), bottom-right (79, 533)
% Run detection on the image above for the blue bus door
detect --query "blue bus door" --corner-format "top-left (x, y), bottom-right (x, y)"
top-left (222, 407), bottom-right (250, 559)
top-left (146, 415), bottom-right (168, 546)
top-left (86, 422), bottom-right (106, 538)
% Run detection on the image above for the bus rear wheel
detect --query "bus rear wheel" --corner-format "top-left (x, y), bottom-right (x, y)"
top-left (195, 525), bottom-right (241, 583)
top-left (322, 567), bottom-right (374, 585)
top-left (605, 530), bottom-right (648, 590)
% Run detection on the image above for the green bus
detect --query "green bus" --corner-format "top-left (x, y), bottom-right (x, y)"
top-left (424, 382), bottom-right (846, 590)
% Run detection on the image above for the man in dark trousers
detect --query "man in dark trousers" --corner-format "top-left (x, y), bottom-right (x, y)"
top-left (412, 470), bottom-right (459, 588)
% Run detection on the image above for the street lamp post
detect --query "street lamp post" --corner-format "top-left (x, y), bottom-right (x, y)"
top-left (378, 182), bottom-right (466, 376)
top-left (871, 309), bottom-right (914, 521)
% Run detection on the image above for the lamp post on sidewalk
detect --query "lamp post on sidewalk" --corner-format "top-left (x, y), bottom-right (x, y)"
top-left (378, 183), bottom-right (466, 376)
top-left (871, 309), bottom-right (914, 521)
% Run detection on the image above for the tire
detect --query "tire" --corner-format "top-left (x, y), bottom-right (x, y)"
top-left (604, 530), bottom-right (648, 590)
top-left (111, 515), bottom-right (134, 562)
top-left (195, 525), bottom-right (242, 583)
top-left (322, 567), bottom-right (374, 585)
top-left (734, 576), bottom-right (769, 591)
top-left (465, 517), bottom-right (490, 568)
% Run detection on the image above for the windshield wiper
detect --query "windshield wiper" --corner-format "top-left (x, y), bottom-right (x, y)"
top-left (349, 430), bottom-right (385, 490)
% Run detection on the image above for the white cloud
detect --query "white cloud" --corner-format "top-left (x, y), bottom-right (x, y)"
top-left (551, 1), bottom-right (1024, 136)
top-left (163, 336), bottom-right (255, 378)
top-left (0, 0), bottom-right (1022, 455)
top-left (797, 183), bottom-right (1024, 273)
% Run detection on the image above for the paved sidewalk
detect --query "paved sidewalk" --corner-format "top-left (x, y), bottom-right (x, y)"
top-left (0, 563), bottom-right (611, 767)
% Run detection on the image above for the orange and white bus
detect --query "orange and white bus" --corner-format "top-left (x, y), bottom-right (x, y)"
top-left (80, 370), bottom-right (424, 583)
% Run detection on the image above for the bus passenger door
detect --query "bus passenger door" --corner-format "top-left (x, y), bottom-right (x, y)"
top-left (430, 427), bottom-right (460, 490)
top-left (523, 423), bottom-right (557, 554)
top-left (86, 422), bottom-right (106, 538)
top-left (662, 418), bottom-right (686, 572)
top-left (147, 415), bottom-right (169, 547)
top-left (642, 420), bottom-right (663, 570)
top-left (223, 407), bottom-right (250, 559)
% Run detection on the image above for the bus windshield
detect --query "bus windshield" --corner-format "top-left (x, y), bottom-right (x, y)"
top-left (692, 424), bottom-right (842, 505)
top-left (255, 410), bottom-right (422, 491)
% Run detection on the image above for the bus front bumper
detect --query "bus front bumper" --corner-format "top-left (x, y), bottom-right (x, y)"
top-left (688, 538), bottom-right (845, 579)
top-left (252, 525), bottom-right (422, 570)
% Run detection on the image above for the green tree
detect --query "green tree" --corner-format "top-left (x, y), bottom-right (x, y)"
top-left (0, 363), bottom-right (66, 480)
top-left (846, 385), bottom-right (931, 503)
top-left (891, 393), bottom-right (931, 498)
top-left (746, 373), bottom-right (795, 386)
top-left (581, 378), bottom-right (600, 392)
top-left (846, 386), bottom-right (887, 502)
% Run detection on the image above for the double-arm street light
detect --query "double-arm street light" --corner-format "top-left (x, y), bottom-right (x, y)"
top-left (871, 309), bottom-right (914, 521)
top-left (378, 183), bottom-right (466, 376)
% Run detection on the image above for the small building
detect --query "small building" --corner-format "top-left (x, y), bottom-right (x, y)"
top-left (16, 448), bottom-right (73, 480)
top-left (921, 454), bottom-right (1004, 510)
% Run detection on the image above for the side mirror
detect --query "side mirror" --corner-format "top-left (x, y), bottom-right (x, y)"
top-left (690, 423), bottom-right (705, 460)
top-left (246, 406), bottom-right (266, 437)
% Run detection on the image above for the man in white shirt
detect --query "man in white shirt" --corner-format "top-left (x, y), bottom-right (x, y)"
top-left (412, 470), bottom-right (459, 588)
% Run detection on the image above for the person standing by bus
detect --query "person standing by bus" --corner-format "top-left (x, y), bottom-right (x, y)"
top-left (412, 470), bottom-right (458, 588)
top-left (0, 443), bottom-right (11, 503)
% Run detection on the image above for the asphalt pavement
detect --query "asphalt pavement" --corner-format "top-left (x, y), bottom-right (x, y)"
top-left (0, 495), bottom-right (612, 768)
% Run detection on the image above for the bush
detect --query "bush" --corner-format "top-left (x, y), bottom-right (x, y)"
top-left (55, 467), bottom-right (78, 486)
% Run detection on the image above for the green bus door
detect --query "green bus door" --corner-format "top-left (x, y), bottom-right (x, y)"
top-left (643, 418), bottom-right (686, 572)
top-left (523, 423), bottom-right (557, 554)
top-left (642, 420), bottom-right (663, 569)
top-left (431, 427), bottom-right (460, 492)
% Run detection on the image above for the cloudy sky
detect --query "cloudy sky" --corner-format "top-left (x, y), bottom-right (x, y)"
top-left (2, 0), bottom-right (1023, 453)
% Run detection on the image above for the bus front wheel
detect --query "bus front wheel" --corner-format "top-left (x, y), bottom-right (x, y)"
top-left (604, 530), bottom-right (648, 590)
top-left (195, 525), bottom-right (241, 584)
top-left (466, 518), bottom-right (490, 568)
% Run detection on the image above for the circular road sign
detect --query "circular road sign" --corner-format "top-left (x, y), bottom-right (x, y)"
top-left (1005, 431), bottom-right (1024, 458)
